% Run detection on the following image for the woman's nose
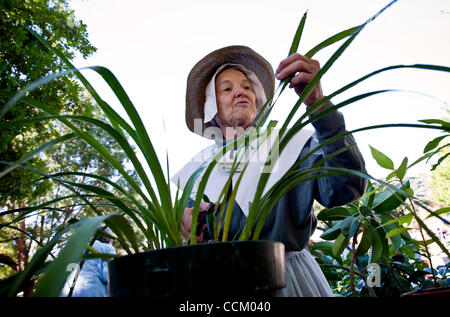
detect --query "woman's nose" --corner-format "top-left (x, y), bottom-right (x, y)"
top-left (235, 86), bottom-right (247, 98)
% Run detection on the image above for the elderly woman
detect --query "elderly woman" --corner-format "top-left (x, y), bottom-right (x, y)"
top-left (173, 46), bottom-right (367, 297)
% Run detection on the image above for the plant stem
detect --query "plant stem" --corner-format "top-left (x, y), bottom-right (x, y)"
top-left (399, 179), bottom-right (438, 288)
top-left (319, 264), bottom-right (366, 280)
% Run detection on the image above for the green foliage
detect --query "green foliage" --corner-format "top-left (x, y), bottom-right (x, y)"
top-left (0, 0), bottom-right (97, 202)
top-left (428, 111), bottom-right (450, 206)
top-left (314, 139), bottom-right (450, 296)
top-left (1, 0), bottom-right (449, 297)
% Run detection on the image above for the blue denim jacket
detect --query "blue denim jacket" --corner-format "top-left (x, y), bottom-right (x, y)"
top-left (60, 240), bottom-right (116, 297)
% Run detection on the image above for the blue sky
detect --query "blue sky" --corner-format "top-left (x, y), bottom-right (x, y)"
top-left (69, 0), bottom-right (450, 180)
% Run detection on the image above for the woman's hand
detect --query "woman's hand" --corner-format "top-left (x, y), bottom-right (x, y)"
top-left (181, 201), bottom-right (211, 242)
top-left (275, 53), bottom-right (325, 112)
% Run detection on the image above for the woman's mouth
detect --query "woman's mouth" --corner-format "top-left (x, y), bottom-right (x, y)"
top-left (235, 100), bottom-right (250, 107)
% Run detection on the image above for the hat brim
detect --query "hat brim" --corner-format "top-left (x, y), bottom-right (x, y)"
top-left (186, 45), bottom-right (275, 136)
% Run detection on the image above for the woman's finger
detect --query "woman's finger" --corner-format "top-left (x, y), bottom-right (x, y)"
top-left (276, 53), bottom-right (310, 74)
top-left (276, 60), bottom-right (317, 81)
top-left (289, 71), bottom-right (314, 87)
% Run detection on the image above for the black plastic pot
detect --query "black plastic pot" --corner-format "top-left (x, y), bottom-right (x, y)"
top-left (401, 286), bottom-right (450, 297)
top-left (108, 240), bottom-right (285, 297)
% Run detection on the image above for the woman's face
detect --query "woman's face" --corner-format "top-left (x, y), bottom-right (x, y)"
top-left (214, 68), bottom-right (257, 130)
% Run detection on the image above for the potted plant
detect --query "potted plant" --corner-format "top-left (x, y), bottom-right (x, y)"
top-left (1, 0), bottom-right (449, 297)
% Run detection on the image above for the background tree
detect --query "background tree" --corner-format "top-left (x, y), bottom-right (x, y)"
top-left (0, 0), bottom-right (141, 291)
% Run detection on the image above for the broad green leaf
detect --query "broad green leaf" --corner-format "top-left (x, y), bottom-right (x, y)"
top-left (348, 215), bottom-right (361, 239)
top-left (386, 170), bottom-right (397, 181)
top-left (396, 157), bottom-right (408, 180)
top-left (432, 152), bottom-right (450, 171)
top-left (332, 233), bottom-right (349, 258)
top-left (369, 228), bottom-right (382, 263)
top-left (423, 135), bottom-right (448, 153)
top-left (369, 145), bottom-right (394, 170)
top-left (425, 207), bottom-right (450, 219)
top-left (359, 206), bottom-right (372, 217)
top-left (355, 226), bottom-right (372, 256)
top-left (340, 216), bottom-right (356, 239)
top-left (385, 227), bottom-right (411, 239)
top-left (372, 181), bottom-right (410, 213)
top-left (317, 207), bottom-right (352, 221)
top-left (320, 221), bottom-right (343, 240)
top-left (379, 213), bottom-right (413, 228)
top-left (380, 214), bottom-right (402, 252)
top-left (419, 119), bottom-right (450, 128)
top-left (311, 241), bottom-right (334, 256)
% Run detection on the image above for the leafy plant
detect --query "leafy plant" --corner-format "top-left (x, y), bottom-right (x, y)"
top-left (1, 0), bottom-right (449, 296)
top-left (314, 139), bottom-right (449, 296)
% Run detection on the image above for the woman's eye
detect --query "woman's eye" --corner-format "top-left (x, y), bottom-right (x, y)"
top-left (224, 88), bottom-right (231, 92)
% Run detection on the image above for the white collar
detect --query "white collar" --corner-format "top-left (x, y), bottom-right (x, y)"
top-left (171, 129), bottom-right (314, 217)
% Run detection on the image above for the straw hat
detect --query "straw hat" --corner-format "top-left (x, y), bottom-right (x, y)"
top-left (185, 45), bottom-right (275, 137)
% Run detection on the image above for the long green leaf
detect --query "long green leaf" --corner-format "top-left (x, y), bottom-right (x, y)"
top-left (305, 25), bottom-right (362, 58)
top-left (33, 214), bottom-right (116, 297)
top-left (289, 11), bottom-right (307, 56)
top-left (25, 28), bottom-right (135, 139)
top-left (249, 0), bottom-right (406, 224)
top-left (355, 225), bottom-right (372, 256)
top-left (332, 233), bottom-right (349, 258)
top-left (317, 207), bottom-right (352, 221)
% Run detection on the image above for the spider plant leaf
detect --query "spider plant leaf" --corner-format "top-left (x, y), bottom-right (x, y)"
top-left (288, 10), bottom-right (308, 56)
top-left (278, 0), bottom-right (399, 138)
top-left (25, 28), bottom-right (133, 138)
top-left (104, 214), bottom-right (140, 254)
top-left (1, 94), bottom-right (155, 210)
top-left (13, 113), bottom-right (158, 207)
top-left (33, 214), bottom-right (117, 297)
top-left (222, 162), bottom-right (248, 241)
top-left (87, 66), bottom-right (173, 213)
top-left (419, 119), bottom-right (450, 129)
top-left (305, 25), bottom-right (362, 58)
